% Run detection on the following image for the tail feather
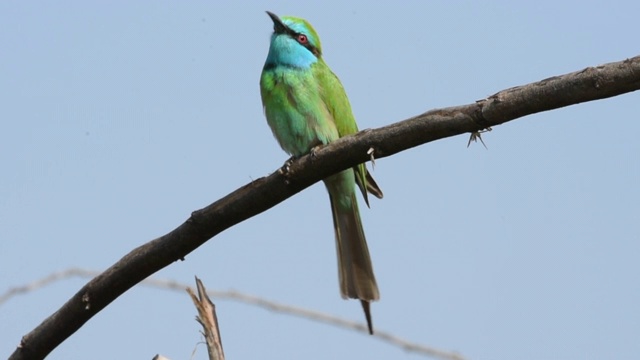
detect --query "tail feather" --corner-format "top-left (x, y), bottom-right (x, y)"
top-left (329, 191), bottom-right (379, 301)
top-left (326, 171), bottom-right (379, 334)
top-left (364, 169), bottom-right (383, 199)
top-left (360, 300), bottom-right (374, 335)
top-left (355, 167), bottom-right (384, 208)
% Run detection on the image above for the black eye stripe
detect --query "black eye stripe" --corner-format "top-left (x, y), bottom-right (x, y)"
top-left (289, 32), bottom-right (319, 56)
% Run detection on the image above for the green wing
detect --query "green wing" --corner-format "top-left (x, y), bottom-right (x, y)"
top-left (316, 60), bottom-right (383, 206)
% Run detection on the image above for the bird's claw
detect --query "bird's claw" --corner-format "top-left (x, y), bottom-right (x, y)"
top-left (310, 145), bottom-right (322, 159)
top-left (278, 157), bottom-right (296, 184)
top-left (467, 127), bottom-right (492, 149)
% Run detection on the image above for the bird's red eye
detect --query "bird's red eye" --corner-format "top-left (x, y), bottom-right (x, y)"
top-left (297, 34), bottom-right (308, 44)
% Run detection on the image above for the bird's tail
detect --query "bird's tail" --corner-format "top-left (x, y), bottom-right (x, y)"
top-left (326, 171), bottom-right (379, 333)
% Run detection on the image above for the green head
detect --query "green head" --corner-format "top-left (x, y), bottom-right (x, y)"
top-left (264, 11), bottom-right (323, 69)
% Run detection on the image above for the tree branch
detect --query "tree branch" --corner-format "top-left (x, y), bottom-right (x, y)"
top-left (9, 55), bottom-right (640, 360)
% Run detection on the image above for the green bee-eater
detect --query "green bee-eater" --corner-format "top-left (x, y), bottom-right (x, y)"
top-left (260, 11), bottom-right (383, 334)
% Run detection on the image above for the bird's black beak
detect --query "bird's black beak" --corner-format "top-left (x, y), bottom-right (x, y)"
top-left (266, 11), bottom-right (288, 34)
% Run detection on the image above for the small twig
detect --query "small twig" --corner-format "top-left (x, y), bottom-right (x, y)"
top-left (367, 147), bottom-right (376, 169)
top-left (0, 269), bottom-right (82, 305)
top-left (1, 268), bottom-right (464, 360)
top-left (187, 277), bottom-right (225, 360)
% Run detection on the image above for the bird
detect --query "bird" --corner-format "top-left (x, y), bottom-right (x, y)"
top-left (260, 11), bottom-right (383, 334)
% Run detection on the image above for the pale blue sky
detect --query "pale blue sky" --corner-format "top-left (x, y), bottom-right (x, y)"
top-left (1, 1), bottom-right (639, 359)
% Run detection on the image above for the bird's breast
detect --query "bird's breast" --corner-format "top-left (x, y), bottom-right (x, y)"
top-left (261, 68), bottom-right (339, 157)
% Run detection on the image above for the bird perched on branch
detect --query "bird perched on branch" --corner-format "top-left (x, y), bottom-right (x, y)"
top-left (260, 11), bottom-right (383, 334)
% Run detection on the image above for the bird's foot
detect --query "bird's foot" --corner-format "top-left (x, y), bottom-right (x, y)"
top-left (309, 145), bottom-right (323, 159)
top-left (467, 127), bottom-right (492, 149)
top-left (278, 156), bottom-right (297, 184)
